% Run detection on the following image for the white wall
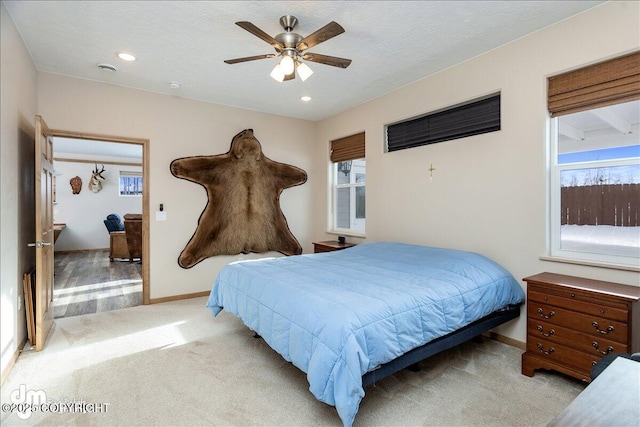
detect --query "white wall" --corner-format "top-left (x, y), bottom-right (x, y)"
top-left (315, 1), bottom-right (640, 343)
top-left (37, 74), bottom-right (318, 300)
top-left (53, 160), bottom-right (142, 251)
top-left (0, 1), bottom-right (38, 379)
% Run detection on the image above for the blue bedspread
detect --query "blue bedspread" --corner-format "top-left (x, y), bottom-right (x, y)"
top-left (207, 242), bottom-right (524, 426)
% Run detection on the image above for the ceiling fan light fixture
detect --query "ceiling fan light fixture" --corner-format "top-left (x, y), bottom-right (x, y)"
top-left (279, 55), bottom-right (295, 75)
top-left (225, 15), bottom-right (350, 82)
top-left (297, 62), bottom-right (313, 81)
top-left (270, 64), bottom-right (285, 82)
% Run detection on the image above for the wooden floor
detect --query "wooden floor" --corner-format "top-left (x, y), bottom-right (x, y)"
top-left (54, 250), bottom-right (142, 319)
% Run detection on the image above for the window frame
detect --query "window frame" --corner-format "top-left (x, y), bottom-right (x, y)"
top-left (118, 170), bottom-right (143, 197)
top-left (547, 117), bottom-right (639, 270)
top-left (545, 52), bottom-right (640, 271)
top-left (330, 159), bottom-right (366, 236)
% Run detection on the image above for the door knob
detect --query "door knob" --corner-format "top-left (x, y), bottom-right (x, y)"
top-left (27, 241), bottom-right (52, 248)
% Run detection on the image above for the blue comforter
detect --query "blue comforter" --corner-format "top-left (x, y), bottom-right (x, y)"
top-left (207, 242), bottom-right (524, 426)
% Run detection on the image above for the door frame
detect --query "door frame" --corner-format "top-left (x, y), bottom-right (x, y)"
top-left (49, 129), bottom-right (150, 304)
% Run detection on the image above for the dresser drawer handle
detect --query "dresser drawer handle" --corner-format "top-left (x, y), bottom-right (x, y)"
top-left (537, 308), bottom-right (555, 319)
top-left (591, 342), bottom-right (614, 355)
top-left (536, 343), bottom-right (555, 355)
top-left (591, 322), bottom-right (614, 335)
top-left (536, 325), bottom-right (555, 337)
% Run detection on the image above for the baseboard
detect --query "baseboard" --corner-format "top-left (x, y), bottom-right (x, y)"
top-left (148, 291), bottom-right (210, 304)
top-left (1, 337), bottom-right (27, 386)
top-left (485, 331), bottom-right (526, 350)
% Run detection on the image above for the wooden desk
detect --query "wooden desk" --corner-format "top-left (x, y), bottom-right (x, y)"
top-left (547, 356), bottom-right (640, 426)
top-left (53, 223), bottom-right (66, 243)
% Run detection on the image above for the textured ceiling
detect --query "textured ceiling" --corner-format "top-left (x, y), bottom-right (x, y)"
top-left (5, 1), bottom-right (604, 121)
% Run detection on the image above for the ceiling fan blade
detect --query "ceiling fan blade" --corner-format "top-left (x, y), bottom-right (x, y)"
top-left (236, 21), bottom-right (283, 51)
top-left (224, 54), bottom-right (276, 64)
top-left (302, 53), bottom-right (352, 69)
top-left (296, 21), bottom-right (345, 51)
top-left (283, 68), bottom-right (295, 81)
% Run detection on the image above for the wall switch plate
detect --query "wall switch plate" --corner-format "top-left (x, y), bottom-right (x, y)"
top-left (156, 211), bottom-right (167, 221)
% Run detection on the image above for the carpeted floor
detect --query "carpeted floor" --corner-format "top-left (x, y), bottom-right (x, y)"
top-left (1, 296), bottom-right (585, 426)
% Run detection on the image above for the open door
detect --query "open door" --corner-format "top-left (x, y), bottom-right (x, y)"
top-left (31, 115), bottom-right (55, 351)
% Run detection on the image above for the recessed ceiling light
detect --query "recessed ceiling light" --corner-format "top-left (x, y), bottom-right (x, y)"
top-left (300, 96), bottom-right (312, 102)
top-left (169, 81), bottom-right (181, 89)
top-left (117, 52), bottom-right (136, 61)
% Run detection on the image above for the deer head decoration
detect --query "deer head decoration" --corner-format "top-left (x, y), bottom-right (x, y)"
top-left (88, 164), bottom-right (106, 193)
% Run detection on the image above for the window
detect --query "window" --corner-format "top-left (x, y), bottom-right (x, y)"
top-left (330, 133), bottom-right (365, 235)
top-left (386, 93), bottom-right (500, 152)
top-left (548, 52), bottom-right (640, 268)
top-left (119, 171), bottom-right (142, 196)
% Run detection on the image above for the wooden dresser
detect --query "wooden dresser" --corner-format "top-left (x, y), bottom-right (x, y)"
top-left (522, 272), bottom-right (640, 382)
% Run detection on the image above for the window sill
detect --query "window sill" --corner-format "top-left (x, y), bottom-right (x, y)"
top-left (539, 255), bottom-right (639, 272)
top-left (327, 230), bottom-right (366, 239)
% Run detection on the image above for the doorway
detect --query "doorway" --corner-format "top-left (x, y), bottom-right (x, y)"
top-left (50, 132), bottom-right (149, 318)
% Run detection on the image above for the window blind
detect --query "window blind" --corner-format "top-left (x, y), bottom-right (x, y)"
top-left (386, 93), bottom-right (500, 153)
top-left (330, 132), bottom-right (365, 163)
top-left (548, 51), bottom-right (640, 117)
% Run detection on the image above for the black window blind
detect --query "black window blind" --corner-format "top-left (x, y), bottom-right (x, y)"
top-left (386, 93), bottom-right (501, 152)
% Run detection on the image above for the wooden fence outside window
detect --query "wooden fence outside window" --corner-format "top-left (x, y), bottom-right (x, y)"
top-left (561, 183), bottom-right (639, 226)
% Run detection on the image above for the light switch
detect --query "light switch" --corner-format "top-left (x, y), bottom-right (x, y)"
top-left (156, 211), bottom-right (167, 221)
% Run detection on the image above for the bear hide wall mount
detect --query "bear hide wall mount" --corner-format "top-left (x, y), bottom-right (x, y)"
top-left (170, 129), bottom-right (307, 269)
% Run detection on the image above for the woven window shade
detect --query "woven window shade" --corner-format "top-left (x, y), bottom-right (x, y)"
top-left (330, 132), bottom-right (365, 163)
top-left (548, 51), bottom-right (640, 117)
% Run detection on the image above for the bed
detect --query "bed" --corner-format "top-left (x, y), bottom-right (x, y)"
top-left (206, 242), bottom-right (525, 426)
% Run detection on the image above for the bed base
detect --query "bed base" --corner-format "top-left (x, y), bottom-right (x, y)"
top-left (362, 305), bottom-right (521, 387)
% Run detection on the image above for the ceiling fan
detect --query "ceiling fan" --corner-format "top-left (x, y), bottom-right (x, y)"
top-left (224, 15), bottom-right (352, 82)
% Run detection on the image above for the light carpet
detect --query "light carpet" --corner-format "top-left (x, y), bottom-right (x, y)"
top-left (1, 296), bottom-right (584, 426)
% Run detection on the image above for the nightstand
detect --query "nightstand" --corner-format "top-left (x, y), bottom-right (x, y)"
top-left (313, 240), bottom-right (357, 253)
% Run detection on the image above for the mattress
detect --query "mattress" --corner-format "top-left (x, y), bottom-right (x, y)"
top-left (207, 242), bottom-right (525, 426)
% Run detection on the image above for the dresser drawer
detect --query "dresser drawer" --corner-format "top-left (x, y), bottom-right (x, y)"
top-left (527, 320), bottom-right (629, 356)
top-left (528, 283), bottom-right (632, 311)
top-left (528, 289), bottom-right (628, 322)
top-left (527, 303), bottom-right (628, 344)
top-left (526, 338), bottom-right (600, 374)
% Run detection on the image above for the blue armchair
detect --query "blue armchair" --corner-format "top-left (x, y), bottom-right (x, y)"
top-left (103, 213), bottom-right (125, 233)
top-left (104, 214), bottom-right (129, 261)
